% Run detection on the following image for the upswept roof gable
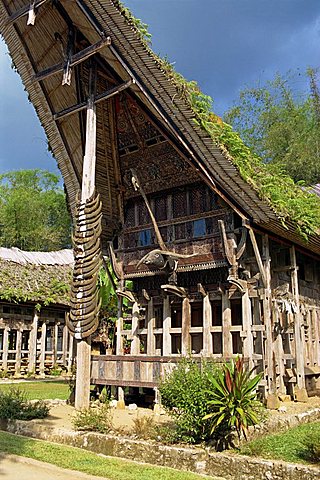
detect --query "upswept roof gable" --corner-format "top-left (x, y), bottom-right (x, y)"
top-left (0, 0), bottom-right (319, 255)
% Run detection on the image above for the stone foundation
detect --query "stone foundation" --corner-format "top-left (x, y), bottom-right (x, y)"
top-left (3, 421), bottom-right (320, 480)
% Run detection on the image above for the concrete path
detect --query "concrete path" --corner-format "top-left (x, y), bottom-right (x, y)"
top-left (0, 453), bottom-right (108, 480)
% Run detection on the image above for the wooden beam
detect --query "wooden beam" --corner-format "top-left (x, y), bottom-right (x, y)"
top-left (262, 235), bottom-right (276, 396)
top-left (39, 321), bottom-right (47, 377)
top-left (31, 37), bottom-right (111, 84)
top-left (147, 298), bottom-right (156, 355)
top-left (2, 326), bottom-right (9, 372)
top-left (248, 228), bottom-right (267, 287)
top-left (53, 80), bottom-right (132, 121)
top-left (130, 302), bottom-right (140, 355)
top-left (62, 320), bottom-right (69, 366)
top-left (67, 329), bottom-right (74, 374)
top-left (116, 297), bottom-right (124, 355)
top-left (75, 64), bottom-right (97, 410)
top-left (203, 294), bottom-right (213, 355)
top-left (15, 329), bottom-right (22, 376)
top-left (5, 0), bottom-right (47, 26)
top-left (290, 246), bottom-right (306, 390)
top-left (163, 296), bottom-right (171, 356)
top-left (28, 310), bottom-right (38, 373)
top-left (222, 291), bottom-right (232, 357)
top-left (181, 297), bottom-right (191, 355)
top-left (242, 288), bottom-right (254, 370)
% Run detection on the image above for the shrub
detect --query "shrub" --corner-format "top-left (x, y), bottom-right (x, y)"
top-left (131, 415), bottom-right (156, 440)
top-left (73, 403), bottom-right (113, 434)
top-left (304, 432), bottom-right (320, 463)
top-left (159, 358), bottom-right (220, 443)
top-left (0, 387), bottom-right (49, 420)
top-left (204, 357), bottom-right (263, 443)
top-left (50, 365), bottom-right (62, 377)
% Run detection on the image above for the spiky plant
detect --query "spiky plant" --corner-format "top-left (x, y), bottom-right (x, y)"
top-left (204, 357), bottom-right (263, 441)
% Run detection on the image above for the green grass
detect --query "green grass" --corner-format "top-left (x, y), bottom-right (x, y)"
top-left (0, 381), bottom-right (69, 400)
top-left (0, 431), bottom-right (221, 480)
top-left (240, 422), bottom-right (320, 464)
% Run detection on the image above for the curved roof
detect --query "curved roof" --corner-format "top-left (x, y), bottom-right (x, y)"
top-left (0, 0), bottom-right (319, 256)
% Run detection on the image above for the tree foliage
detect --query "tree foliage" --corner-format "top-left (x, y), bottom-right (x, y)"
top-left (0, 169), bottom-right (71, 251)
top-left (224, 70), bottom-right (320, 185)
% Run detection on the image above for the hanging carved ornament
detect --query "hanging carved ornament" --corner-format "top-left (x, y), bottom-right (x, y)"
top-left (67, 191), bottom-right (103, 340)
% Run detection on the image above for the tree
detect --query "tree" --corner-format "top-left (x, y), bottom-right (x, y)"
top-left (224, 70), bottom-right (320, 185)
top-left (0, 169), bottom-right (71, 251)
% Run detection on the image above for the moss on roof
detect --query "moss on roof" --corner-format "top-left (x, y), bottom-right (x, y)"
top-left (113, 0), bottom-right (320, 240)
top-left (0, 259), bottom-right (71, 306)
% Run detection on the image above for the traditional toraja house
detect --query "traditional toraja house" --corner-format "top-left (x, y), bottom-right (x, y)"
top-left (1, 1), bottom-right (320, 409)
top-left (0, 247), bottom-right (74, 376)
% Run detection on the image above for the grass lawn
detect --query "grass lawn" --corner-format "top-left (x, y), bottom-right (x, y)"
top-left (0, 431), bottom-right (221, 480)
top-left (0, 381), bottom-right (69, 400)
top-left (240, 422), bottom-right (320, 465)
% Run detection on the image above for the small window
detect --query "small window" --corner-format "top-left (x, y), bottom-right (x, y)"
top-left (138, 229), bottom-right (152, 246)
top-left (193, 219), bottom-right (206, 238)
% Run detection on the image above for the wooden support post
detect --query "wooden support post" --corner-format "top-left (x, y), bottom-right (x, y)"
top-left (53, 323), bottom-right (59, 366)
top-left (253, 298), bottom-right (263, 355)
top-left (222, 291), bottom-right (232, 357)
top-left (181, 297), bottom-right (191, 355)
top-left (290, 246), bottom-right (306, 392)
top-left (67, 332), bottom-right (74, 374)
top-left (131, 302), bottom-right (140, 355)
top-left (163, 296), bottom-right (171, 356)
top-left (117, 386), bottom-right (125, 409)
top-left (39, 322), bottom-right (47, 377)
top-left (62, 322), bottom-right (69, 367)
top-left (2, 326), bottom-right (8, 371)
top-left (262, 235), bottom-right (276, 398)
top-left (147, 298), bottom-right (156, 355)
top-left (75, 64), bottom-right (97, 410)
top-left (272, 302), bottom-right (286, 395)
top-left (242, 288), bottom-right (254, 369)
top-left (306, 309), bottom-right (312, 366)
top-left (312, 308), bottom-right (320, 366)
top-left (15, 329), bottom-right (22, 375)
top-left (116, 297), bottom-right (124, 355)
top-left (203, 294), bottom-right (212, 355)
top-left (28, 310), bottom-right (38, 373)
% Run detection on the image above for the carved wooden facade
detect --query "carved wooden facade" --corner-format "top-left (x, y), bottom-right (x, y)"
top-left (1, 0), bottom-right (319, 403)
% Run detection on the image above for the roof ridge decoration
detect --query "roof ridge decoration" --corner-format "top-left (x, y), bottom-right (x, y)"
top-left (112, 0), bottom-right (320, 240)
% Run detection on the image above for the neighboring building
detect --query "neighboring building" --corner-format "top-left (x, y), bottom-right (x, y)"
top-left (1, 1), bottom-right (319, 403)
top-left (0, 248), bottom-right (74, 376)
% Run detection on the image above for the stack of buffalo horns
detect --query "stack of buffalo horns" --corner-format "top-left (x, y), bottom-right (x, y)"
top-left (67, 191), bottom-right (103, 340)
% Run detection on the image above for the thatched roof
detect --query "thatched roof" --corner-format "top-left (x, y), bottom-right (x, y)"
top-left (0, 248), bottom-right (73, 306)
top-left (0, 1), bottom-right (319, 257)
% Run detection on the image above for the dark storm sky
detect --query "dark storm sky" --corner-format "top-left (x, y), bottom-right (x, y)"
top-left (0, 0), bottom-right (319, 175)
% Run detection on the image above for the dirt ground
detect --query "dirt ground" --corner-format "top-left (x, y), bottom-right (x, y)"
top-left (31, 395), bottom-right (320, 437)
top-left (31, 401), bottom-right (171, 435)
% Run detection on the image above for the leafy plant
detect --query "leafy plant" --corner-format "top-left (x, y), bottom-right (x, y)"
top-left (0, 387), bottom-right (49, 420)
top-left (73, 403), bottom-right (113, 434)
top-left (203, 357), bottom-right (263, 442)
top-left (159, 358), bottom-right (220, 443)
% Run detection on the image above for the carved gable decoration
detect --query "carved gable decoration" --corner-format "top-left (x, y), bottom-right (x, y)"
top-left (115, 96), bottom-right (199, 196)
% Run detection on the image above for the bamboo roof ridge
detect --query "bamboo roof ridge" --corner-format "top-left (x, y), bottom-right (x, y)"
top-left (0, 0), bottom-right (319, 256)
